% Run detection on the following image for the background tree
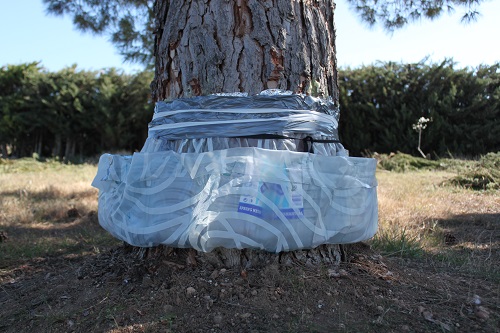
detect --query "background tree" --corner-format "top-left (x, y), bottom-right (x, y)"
top-left (43, 0), bottom-right (155, 65)
top-left (338, 59), bottom-right (500, 157)
top-left (0, 65), bottom-right (153, 159)
top-left (2, 60), bottom-right (496, 159)
top-left (346, 0), bottom-right (485, 32)
top-left (0, 63), bottom-right (43, 157)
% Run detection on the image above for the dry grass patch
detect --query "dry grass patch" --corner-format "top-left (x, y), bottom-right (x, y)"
top-left (374, 168), bottom-right (500, 279)
top-left (0, 159), bottom-right (119, 269)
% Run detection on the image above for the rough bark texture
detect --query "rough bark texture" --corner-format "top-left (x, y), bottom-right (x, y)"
top-left (149, 0), bottom-right (342, 268)
top-left (152, 0), bottom-right (338, 102)
top-left (131, 243), bottom-right (346, 270)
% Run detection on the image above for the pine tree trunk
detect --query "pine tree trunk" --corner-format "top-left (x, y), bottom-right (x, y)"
top-left (54, 134), bottom-right (62, 159)
top-left (152, 0), bottom-right (338, 102)
top-left (149, 0), bottom-right (342, 268)
top-left (64, 137), bottom-right (73, 163)
top-left (35, 132), bottom-right (43, 157)
top-left (0, 143), bottom-right (7, 158)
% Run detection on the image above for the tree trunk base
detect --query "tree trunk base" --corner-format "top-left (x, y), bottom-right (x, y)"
top-left (126, 244), bottom-right (344, 270)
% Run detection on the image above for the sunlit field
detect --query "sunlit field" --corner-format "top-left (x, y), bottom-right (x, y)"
top-left (0, 159), bottom-right (119, 267)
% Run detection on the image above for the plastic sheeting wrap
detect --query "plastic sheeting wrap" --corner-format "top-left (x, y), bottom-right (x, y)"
top-left (142, 90), bottom-right (346, 156)
top-left (92, 90), bottom-right (378, 252)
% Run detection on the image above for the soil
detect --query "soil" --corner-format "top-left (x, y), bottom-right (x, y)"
top-left (1, 239), bottom-right (498, 333)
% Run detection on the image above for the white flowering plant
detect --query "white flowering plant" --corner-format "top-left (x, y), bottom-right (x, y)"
top-left (412, 117), bottom-right (432, 158)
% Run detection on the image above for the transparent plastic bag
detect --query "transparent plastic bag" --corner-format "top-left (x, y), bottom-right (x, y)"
top-left (92, 91), bottom-right (378, 252)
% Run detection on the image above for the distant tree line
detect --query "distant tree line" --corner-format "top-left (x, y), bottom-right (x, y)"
top-left (1, 59), bottom-right (498, 160)
top-left (339, 59), bottom-right (500, 157)
top-left (0, 63), bottom-right (153, 160)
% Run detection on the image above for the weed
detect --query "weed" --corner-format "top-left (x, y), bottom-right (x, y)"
top-left (370, 227), bottom-right (423, 258)
top-left (158, 313), bottom-right (177, 329)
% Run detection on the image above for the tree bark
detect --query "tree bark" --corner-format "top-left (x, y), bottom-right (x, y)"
top-left (149, 0), bottom-right (342, 268)
top-left (152, 0), bottom-right (338, 102)
top-left (64, 137), bottom-right (73, 162)
top-left (53, 134), bottom-right (62, 159)
top-left (0, 143), bottom-right (7, 158)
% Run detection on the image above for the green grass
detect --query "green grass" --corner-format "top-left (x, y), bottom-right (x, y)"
top-left (369, 227), bottom-right (424, 258)
top-left (0, 157), bottom-right (72, 173)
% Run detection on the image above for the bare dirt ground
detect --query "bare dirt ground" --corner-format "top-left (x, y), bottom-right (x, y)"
top-left (1, 216), bottom-right (498, 333)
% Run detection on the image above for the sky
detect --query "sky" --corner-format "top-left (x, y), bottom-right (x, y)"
top-left (0, 0), bottom-right (499, 73)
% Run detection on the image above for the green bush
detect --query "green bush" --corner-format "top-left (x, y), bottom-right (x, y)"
top-left (339, 60), bottom-right (500, 157)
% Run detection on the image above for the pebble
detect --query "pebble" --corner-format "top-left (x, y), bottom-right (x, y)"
top-left (234, 278), bottom-right (245, 286)
top-left (210, 270), bottom-right (219, 279)
top-left (475, 306), bottom-right (489, 320)
top-left (328, 269), bottom-right (340, 278)
top-left (186, 287), bottom-right (197, 296)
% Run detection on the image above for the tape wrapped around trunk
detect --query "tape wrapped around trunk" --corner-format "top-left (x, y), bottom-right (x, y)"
top-left (92, 90), bottom-right (378, 252)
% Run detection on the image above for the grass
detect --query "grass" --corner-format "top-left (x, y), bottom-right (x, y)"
top-left (370, 227), bottom-right (423, 258)
top-left (372, 155), bottom-right (500, 280)
top-left (0, 158), bottom-right (119, 269)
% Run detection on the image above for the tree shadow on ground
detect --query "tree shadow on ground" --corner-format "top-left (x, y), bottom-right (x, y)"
top-left (434, 212), bottom-right (499, 255)
top-left (0, 212), bottom-right (118, 270)
top-left (408, 212), bottom-right (500, 286)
